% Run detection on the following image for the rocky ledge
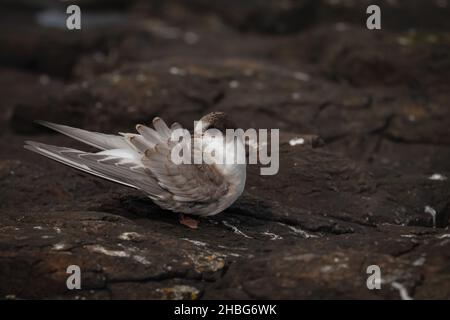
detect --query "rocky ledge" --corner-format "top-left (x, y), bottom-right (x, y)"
top-left (0, 0), bottom-right (449, 299)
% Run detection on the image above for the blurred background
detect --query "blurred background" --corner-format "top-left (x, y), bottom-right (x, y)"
top-left (1, 0), bottom-right (449, 165)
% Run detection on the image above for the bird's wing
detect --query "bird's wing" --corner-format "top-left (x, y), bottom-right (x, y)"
top-left (36, 120), bottom-right (130, 150)
top-left (26, 118), bottom-right (229, 213)
top-left (128, 118), bottom-right (230, 212)
top-left (24, 141), bottom-right (169, 199)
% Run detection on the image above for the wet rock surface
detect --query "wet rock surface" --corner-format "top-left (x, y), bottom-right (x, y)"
top-left (1, 1), bottom-right (450, 299)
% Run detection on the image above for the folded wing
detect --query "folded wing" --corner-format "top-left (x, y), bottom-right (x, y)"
top-left (25, 118), bottom-right (229, 214)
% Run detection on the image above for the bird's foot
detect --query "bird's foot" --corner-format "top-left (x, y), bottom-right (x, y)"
top-left (179, 213), bottom-right (199, 229)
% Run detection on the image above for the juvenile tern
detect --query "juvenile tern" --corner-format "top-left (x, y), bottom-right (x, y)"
top-left (24, 112), bottom-right (246, 217)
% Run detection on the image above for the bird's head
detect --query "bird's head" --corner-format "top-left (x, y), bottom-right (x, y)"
top-left (195, 112), bottom-right (236, 134)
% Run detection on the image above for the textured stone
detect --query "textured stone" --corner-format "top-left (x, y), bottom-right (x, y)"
top-left (1, 0), bottom-right (449, 300)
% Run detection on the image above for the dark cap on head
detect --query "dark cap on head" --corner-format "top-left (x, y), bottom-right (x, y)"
top-left (198, 112), bottom-right (236, 133)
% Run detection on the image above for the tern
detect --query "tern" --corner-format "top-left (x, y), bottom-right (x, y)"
top-left (24, 112), bottom-right (246, 217)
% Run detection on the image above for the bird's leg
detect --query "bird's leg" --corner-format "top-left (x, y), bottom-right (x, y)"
top-left (179, 213), bottom-right (199, 229)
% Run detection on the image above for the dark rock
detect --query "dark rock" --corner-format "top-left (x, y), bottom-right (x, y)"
top-left (1, 1), bottom-right (450, 300)
top-left (183, 0), bottom-right (317, 34)
top-left (316, 0), bottom-right (450, 32)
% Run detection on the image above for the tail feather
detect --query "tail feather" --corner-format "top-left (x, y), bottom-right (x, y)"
top-left (24, 119), bottom-right (178, 200)
top-left (24, 141), bottom-right (138, 189)
top-left (36, 121), bottom-right (130, 150)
